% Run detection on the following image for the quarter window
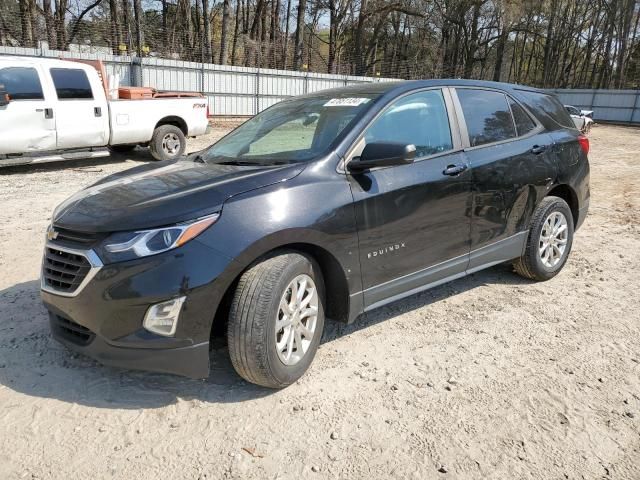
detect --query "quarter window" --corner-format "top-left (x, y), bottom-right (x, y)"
top-left (50, 68), bottom-right (93, 100)
top-left (509, 98), bottom-right (537, 136)
top-left (0, 67), bottom-right (44, 101)
top-left (457, 89), bottom-right (516, 147)
top-left (519, 91), bottom-right (575, 129)
top-left (364, 89), bottom-right (453, 158)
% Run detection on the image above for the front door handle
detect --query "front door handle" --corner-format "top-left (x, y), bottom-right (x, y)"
top-left (94, 107), bottom-right (102, 117)
top-left (443, 164), bottom-right (468, 176)
top-left (44, 108), bottom-right (54, 119)
top-left (530, 145), bottom-right (546, 154)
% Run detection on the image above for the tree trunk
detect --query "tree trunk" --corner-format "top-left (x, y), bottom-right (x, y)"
top-left (293, 0), bottom-right (307, 69)
top-left (231, 0), bottom-right (241, 65)
top-left (492, 28), bottom-right (508, 82)
top-left (19, 0), bottom-right (34, 48)
top-left (220, 0), bottom-right (231, 64)
top-left (283, 0), bottom-right (292, 68)
top-left (42, 0), bottom-right (55, 48)
top-left (132, 0), bottom-right (143, 56)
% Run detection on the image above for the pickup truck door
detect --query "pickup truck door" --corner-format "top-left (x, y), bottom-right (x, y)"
top-left (0, 64), bottom-right (56, 154)
top-left (347, 88), bottom-right (472, 310)
top-left (48, 67), bottom-right (110, 149)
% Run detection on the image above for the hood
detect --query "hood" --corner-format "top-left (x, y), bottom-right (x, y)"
top-left (52, 159), bottom-right (305, 233)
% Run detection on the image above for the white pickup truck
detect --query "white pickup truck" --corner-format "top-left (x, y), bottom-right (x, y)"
top-left (0, 56), bottom-right (210, 166)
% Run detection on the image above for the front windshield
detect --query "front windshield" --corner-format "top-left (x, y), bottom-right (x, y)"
top-left (202, 93), bottom-right (380, 164)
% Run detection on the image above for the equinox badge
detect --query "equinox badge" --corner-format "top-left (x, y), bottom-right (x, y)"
top-left (367, 242), bottom-right (406, 259)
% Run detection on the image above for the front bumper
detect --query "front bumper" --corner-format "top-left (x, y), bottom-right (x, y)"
top-left (41, 238), bottom-right (236, 379)
top-left (49, 311), bottom-right (210, 378)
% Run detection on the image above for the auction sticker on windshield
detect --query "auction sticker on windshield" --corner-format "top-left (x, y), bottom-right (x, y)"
top-left (324, 98), bottom-right (371, 107)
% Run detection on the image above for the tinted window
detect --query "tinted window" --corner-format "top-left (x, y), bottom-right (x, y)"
top-left (457, 89), bottom-right (516, 147)
top-left (0, 67), bottom-right (44, 100)
top-left (203, 94), bottom-right (378, 164)
top-left (519, 91), bottom-right (575, 129)
top-left (509, 98), bottom-right (536, 136)
top-left (365, 90), bottom-right (453, 157)
top-left (50, 68), bottom-right (93, 99)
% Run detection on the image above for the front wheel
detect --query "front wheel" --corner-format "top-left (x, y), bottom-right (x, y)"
top-left (149, 124), bottom-right (186, 161)
top-left (227, 252), bottom-right (325, 388)
top-left (513, 196), bottom-right (574, 281)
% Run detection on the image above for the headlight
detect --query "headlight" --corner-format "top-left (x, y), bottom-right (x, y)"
top-left (98, 213), bottom-right (219, 263)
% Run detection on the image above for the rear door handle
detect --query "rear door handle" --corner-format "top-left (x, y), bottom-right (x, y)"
top-left (443, 164), bottom-right (468, 176)
top-left (530, 145), bottom-right (546, 154)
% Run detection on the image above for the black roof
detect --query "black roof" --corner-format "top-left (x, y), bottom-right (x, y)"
top-left (304, 79), bottom-right (546, 98)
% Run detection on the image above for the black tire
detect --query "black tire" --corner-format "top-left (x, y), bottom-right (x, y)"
top-left (109, 144), bottom-right (137, 154)
top-left (227, 252), bottom-right (325, 388)
top-left (513, 196), bottom-right (574, 281)
top-left (149, 124), bottom-right (186, 161)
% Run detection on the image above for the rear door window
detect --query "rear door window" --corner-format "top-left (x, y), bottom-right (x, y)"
top-left (365, 89), bottom-right (453, 158)
top-left (456, 89), bottom-right (516, 147)
top-left (508, 97), bottom-right (537, 136)
top-left (0, 67), bottom-right (44, 101)
top-left (50, 68), bottom-right (93, 100)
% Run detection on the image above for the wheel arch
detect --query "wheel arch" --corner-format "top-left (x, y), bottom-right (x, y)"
top-left (547, 184), bottom-right (579, 227)
top-left (155, 116), bottom-right (188, 135)
top-left (210, 241), bottom-right (352, 340)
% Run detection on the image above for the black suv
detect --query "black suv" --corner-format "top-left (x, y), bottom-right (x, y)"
top-left (41, 80), bottom-right (590, 388)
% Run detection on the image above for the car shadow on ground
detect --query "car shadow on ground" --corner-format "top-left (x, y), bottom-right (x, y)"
top-left (0, 264), bottom-right (533, 409)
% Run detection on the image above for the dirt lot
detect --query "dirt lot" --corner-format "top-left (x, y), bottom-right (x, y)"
top-left (0, 124), bottom-right (639, 480)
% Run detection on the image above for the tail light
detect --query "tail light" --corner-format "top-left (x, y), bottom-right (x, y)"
top-left (206, 104), bottom-right (210, 118)
top-left (578, 134), bottom-right (589, 155)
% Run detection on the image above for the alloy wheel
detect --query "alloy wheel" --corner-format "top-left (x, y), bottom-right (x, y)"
top-left (275, 274), bottom-right (319, 366)
top-left (539, 211), bottom-right (569, 268)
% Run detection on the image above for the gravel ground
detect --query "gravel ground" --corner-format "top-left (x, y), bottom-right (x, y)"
top-left (0, 124), bottom-right (639, 480)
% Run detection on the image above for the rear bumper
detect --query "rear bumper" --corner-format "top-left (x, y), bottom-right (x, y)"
top-left (576, 197), bottom-right (589, 230)
top-left (49, 311), bottom-right (210, 379)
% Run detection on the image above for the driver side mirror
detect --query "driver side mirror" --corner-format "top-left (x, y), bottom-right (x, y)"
top-left (0, 85), bottom-right (9, 107)
top-left (347, 142), bottom-right (416, 172)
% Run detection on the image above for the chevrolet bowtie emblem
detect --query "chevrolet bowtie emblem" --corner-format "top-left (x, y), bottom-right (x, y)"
top-left (47, 229), bottom-right (59, 241)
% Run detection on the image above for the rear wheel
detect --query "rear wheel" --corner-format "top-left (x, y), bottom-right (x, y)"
top-left (149, 124), bottom-right (186, 161)
top-left (513, 196), bottom-right (574, 281)
top-left (227, 252), bottom-right (325, 388)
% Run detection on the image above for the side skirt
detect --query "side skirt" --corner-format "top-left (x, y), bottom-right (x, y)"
top-left (358, 231), bottom-right (528, 315)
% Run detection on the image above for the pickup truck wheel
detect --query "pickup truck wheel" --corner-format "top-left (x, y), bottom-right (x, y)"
top-left (513, 196), bottom-right (574, 281)
top-left (149, 125), bottom-right (186, 161)
top-left (227, 252), bottom-right (325, 388)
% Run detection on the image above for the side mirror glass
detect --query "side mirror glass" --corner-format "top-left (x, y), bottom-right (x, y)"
top-left (348, 142), bottom-right (416, 172)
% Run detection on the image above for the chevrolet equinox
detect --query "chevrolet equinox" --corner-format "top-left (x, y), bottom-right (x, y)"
top-left (41, 80), bottom-right (590, 388)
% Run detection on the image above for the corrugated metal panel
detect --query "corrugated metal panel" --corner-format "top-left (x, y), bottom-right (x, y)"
top-left (13, 47), bottom-right (638, 122)
top-left (549, 88), bottom-right (640, 124)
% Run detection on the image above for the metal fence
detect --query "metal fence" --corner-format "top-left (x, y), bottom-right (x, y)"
top-left (2, 46), bottom-right (638, 123)
top-left (547, 88), bottom-right (640, 124)
top-left (0, 46), bottom-right (394, 116)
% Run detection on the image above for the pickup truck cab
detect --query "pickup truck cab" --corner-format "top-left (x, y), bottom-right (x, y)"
top-left (41, 80), bottom-right (590, 388)
top-left (0, 56), bottom-right (209, 166)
